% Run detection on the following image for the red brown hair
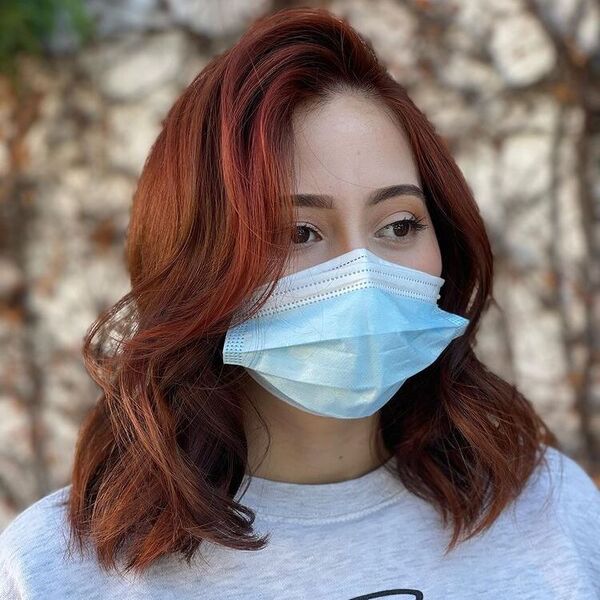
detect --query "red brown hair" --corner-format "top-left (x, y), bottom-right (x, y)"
top-left (64, 6), bottom-right (560, 574)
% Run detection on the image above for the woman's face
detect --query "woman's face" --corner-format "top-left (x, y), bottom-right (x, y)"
top-left (284, 92), bottom-right (442, 278)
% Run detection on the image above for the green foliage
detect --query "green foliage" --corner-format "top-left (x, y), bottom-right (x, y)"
top-left (0, 0), bottom-right (94, 74)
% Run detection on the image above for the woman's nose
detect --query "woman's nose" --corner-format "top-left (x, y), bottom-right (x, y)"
top-left (331, 231), bottom-right (371, 257)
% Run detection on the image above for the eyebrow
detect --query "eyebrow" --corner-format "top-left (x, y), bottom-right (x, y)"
top-left (290, 184), bottom-right (426, 209)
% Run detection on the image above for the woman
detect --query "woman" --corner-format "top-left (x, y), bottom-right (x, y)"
top-left (1, 7), bottom-right (598, 599)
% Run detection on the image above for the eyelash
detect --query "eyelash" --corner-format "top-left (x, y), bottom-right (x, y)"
top-left (292, 216), bottom-right (429, 246)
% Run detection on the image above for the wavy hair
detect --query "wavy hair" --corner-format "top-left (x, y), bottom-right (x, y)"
top-left (64, 6), bottom-right (560, 575)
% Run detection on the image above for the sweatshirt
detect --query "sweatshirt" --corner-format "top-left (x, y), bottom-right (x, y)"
top-left (0, 445), bottom-right (599, 599)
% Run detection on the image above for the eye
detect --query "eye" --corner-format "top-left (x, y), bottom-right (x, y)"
top-left (292, 222), bottom-right (322, 245)
top-left (291, 216), bottom-right (429, 248)
top-left (376, 215), bottom-right (428, 241)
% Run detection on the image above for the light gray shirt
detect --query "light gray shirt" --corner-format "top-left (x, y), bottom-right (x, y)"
top-left (1, 445), bottom-right (599, 599)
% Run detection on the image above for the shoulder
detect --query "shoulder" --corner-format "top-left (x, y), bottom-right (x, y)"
top-left (0, 484), bottom-right (72, 554)
top-left (525, 445), bottom-right (599, 514)
top-left (514, 445), bottom-right (600, 551)
top-left (0, 485), bottom-right (73, 588)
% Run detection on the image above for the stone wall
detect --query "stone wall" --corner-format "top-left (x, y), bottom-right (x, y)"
top-left (1, 0), bottom-right (599, 527)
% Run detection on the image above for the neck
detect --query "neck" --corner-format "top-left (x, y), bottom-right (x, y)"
top-left (240, 373), bottom-right (393, 484)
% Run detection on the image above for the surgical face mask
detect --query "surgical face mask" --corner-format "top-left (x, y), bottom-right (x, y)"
top-left (221, 247), bottom-right (470, 419)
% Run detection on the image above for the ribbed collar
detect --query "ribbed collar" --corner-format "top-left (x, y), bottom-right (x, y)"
top-left (234, 454), bottom-right (406, 522)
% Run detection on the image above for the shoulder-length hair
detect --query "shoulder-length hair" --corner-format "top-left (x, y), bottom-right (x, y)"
top-left (64, 6), bottom-right (560, 575)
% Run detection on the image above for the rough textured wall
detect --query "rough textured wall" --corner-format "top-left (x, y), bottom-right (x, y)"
top-left (1, 0), bottom-right (599, 527)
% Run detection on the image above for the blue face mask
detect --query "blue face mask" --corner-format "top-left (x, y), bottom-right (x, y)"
top-left (222, 247), bottom-right (470, 419)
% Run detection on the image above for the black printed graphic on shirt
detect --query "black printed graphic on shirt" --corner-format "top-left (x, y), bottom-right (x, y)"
top-left (348, 589), bottom-right (423, 599)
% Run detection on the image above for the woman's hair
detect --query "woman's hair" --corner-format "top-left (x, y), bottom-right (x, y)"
top-left (64, 6), bottom-right (560, 575)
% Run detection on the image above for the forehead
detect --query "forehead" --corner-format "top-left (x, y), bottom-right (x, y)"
top-left (290, 93), bottom-right (420, 195)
